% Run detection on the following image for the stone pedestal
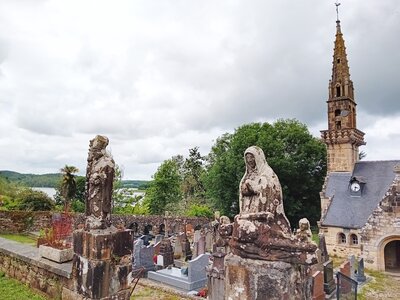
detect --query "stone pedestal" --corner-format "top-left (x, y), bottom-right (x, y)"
top-left (72, 228), bottom-right (133, 300)
top-left (225, 254), bottom-right (313, 300)
top-left (206, 251), bottom-right (226, 300)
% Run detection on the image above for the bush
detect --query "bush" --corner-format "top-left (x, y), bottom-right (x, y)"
top-left (71, 199), bottom-right (85, 212)
top-left (16, 189), bottom-right (54, 211)
top-left (186, 204), bottom-right (213, 218)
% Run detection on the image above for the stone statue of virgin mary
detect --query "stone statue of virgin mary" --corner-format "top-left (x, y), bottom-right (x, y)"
top-left (239, 146), bottom-right (289, 226)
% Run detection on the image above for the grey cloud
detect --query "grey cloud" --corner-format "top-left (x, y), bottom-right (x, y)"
top-left (0, 0), bottom-right (399, 179)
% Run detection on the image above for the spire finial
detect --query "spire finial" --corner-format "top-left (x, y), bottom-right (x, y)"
top-left (335, 1), bottom-right (341, 22)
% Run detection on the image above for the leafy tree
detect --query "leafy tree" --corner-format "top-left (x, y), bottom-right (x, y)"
top-left (74, 176), bottom-right (86, 202)
top-left (145, 159), bottom-right (182, 215)
top-left (204, 119), bottom-right (326, 226)
top-left (16, 189), bottom-right (54, 211)
top-left (181, 147), bottom-right (207, 209)
top-left (112, 165), bottom-right (150, 215)
top-left (60, 165), bottom-right (79, 211)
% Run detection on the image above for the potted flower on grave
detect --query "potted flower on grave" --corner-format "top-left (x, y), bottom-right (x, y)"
top-left (38, 212), bottom-right (74, 263)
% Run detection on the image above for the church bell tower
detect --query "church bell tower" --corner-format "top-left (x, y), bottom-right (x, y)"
top-left (321, 11), bottom-right (365, 173)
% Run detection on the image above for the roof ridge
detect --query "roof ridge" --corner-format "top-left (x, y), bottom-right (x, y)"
top-left (356, 160), bottom-right (400, 163)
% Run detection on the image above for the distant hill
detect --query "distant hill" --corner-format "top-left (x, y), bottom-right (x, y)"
top-left (0, 170), bottom-right (61, 187)
top-left (120, 180), bottom-right (150, 189)
top-left (0, 170), bottom-right (150, 189)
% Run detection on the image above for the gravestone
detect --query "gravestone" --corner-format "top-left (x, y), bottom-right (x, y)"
top-left (181, 233), bottom-right (192, 261)
top-left (340, 261), bottom-right (351, 277)
top-left (348, 255), bottom-right (356, 277)
top-left (323, 260), bottom-right (336, 295)
top-left (155, 234), bottom-right (164, 244)
top-left (192, 230), bottom-right (201, 258)
top-left (147, 253), bottom-right (211, 291)
top-left (140, 234), bottom-right (151, 246)
top-left (312, 271), bottom-right (325, 300)
top-left (318, 233), bottom-right (329, 263)
top-left (159, 239), bottom-right (174, 268)
top-left (133, 238), bottom-right (155, 272)
top-left (70, 135), bottom-right (132, 300)
top-left (339, 261), bottom-right (352, 294)
top-left (356, 257), bottom-right (366, 282)
top-left (194, 230), bottom-right (201, 242)
top-left (153, 241), bottom-right (161, 256)
top-left (197, 235), bottom-right (206, 256)
top-left (205, 230), bottom-right (213, 252)
top-left (173, 235), bottom-right (183, 259)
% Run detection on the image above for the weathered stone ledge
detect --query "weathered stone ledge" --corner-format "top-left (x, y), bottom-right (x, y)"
top-left (0, 237), bottom-right (72, 278)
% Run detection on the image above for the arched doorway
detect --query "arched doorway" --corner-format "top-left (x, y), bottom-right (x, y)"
top-left (384, 240), bottom-right (400, 271)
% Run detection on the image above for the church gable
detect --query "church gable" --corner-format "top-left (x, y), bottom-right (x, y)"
top-left (359, 168), bottom-right (400, 270)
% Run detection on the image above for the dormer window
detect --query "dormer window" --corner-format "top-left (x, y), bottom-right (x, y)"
top-left (350, 182), bottom-right (360, 192)
top-left (337, 58), bottom-right (341, 64)
top-left (349, 176), bottom-right (365, 196)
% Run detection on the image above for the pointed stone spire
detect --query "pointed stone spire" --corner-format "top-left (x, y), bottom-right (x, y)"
top-left (321, 13), bottom-right (365, 173)
top-left (329, 20), bottom-right (353, 100)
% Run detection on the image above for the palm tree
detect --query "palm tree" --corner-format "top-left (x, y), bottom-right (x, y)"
top-left (60, 165), bottom-right (79, 212)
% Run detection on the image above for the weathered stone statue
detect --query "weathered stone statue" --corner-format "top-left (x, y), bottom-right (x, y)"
top-left (230, 146), bottom-right (316, 263)
top-left (85, 135), bottom-right (115, 230)
top-left (239, 146), bottom-right (291, 232)
top-left (69, 136), bottom-right (133, 300)
top-left (225, 146), bottom-right (319, 300)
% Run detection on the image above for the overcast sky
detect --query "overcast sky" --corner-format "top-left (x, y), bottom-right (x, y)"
top-left (0, 0), bottom-right (399, 180)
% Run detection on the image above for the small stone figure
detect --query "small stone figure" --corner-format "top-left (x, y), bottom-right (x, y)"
top-left (295, 218), bottom-right (312, 242)
top-left (216, 216), bottom-right (233, 252)
top-left (85, 135), bottom-right (115, 230)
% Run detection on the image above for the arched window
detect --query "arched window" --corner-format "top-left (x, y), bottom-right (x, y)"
top-left (338, 233), bottom-right (347, 244)
top-left (335, 109), bottom-right (341, 116)
top-left (336, 86), bottom-right (341, 97)
top-left (350, 234), bottom-right (358, 245)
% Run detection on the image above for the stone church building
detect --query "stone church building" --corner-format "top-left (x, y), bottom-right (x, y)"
top-left (319, 18), bottom-right (400, 271)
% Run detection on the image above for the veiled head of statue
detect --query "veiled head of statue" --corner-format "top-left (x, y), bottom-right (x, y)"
top-left (244, 146), bottom-right (267, 173)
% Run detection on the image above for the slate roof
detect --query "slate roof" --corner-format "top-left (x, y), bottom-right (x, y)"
top-left (321, 160), bottom-right (400, 229)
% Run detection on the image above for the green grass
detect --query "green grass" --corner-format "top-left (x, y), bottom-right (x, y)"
top-left (0, 233), bottom-right (37, 245)
top-left (358, 269), bottom-right (388, 300)
top-left (0, 273), bottom-right (47, 300)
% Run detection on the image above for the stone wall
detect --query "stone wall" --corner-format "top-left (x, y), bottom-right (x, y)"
top-left (360, 174), bottom-right (400, 270)
top-left (0, 211), bottom-right (210, 235)
top-left (0, 211), bottom-right (53, 233)
top-left (0, 239), bottom-right (73, 299)
top-left (319, 226), bottom-right (362, 258)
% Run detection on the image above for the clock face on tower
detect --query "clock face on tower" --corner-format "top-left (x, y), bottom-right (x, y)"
top-left (350, 182), bottom-right (360, 192)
